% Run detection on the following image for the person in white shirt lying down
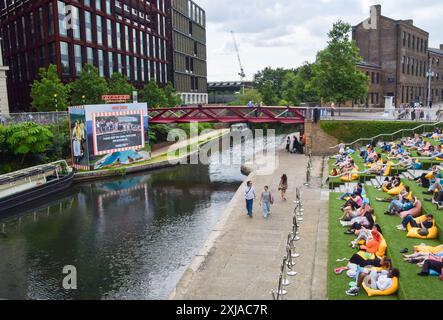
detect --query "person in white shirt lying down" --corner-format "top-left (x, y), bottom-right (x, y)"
top-left (346, 268), bottom-right (400, 296)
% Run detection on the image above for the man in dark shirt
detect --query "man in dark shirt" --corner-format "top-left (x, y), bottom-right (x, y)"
top-left (398, 214), bottom-right (434, 231)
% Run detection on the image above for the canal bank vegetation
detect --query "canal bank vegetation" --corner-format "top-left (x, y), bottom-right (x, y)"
top-left (320, 121), bottom-right (443, 144)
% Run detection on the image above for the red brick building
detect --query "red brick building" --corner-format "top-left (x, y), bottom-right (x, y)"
top-left (0, 0), bottom-right (173, 112)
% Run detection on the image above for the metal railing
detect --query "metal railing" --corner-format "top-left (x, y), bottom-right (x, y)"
top-left (329, 120), bottom-right (443, 151)
top-left (0, 112), bottom-right (68, 126)
top-left (271, 188), bottom-right (303, 300)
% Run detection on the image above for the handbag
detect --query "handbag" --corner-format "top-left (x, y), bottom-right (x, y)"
top-left (418, 228), bottom-right (429, 237)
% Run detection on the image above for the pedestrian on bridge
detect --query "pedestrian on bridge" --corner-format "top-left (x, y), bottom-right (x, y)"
top-left (244, 181), bottom-right (256, 219)
top-left (260, 186), bottom-right (274, 219)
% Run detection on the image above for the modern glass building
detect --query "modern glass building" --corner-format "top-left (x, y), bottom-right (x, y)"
top-left (0, 0), bottom-right (172, 111)
top-left (171, 0), bottom-right (207, 105)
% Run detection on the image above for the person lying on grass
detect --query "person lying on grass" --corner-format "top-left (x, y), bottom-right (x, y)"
top-left (335, 256), bottom-right (391, 275)
top-left (403, 251), bottom-right (443, 267)
top-left (417, 256), bottom-right (443, 280)
top-left (396, 214), bottom-right (434, 232)
top-left (340, 197), bottom-right (369, 221)
top-left (337, 183), bottom-right (363, 201)
top-left (377, 185), bottom-right (410, 203)
top-left (346, 268), bottom-right (400, 296)
top-left (341, 208), bottom-right (376, 235)
top-left (380, 175), bottom-right (401, 192)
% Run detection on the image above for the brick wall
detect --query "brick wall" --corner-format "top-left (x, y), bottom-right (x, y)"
top-left (305, 120), bottom-right (339, 156)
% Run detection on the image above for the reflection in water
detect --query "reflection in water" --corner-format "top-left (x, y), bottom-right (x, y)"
top-left (0, 134), bottom-right (283, 300)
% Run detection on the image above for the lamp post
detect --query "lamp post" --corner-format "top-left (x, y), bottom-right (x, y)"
top-left (54, 93), bottom-right (58, 112)
top-left (426, 55), bottom-right (434, 109)
top-left (82, 95), bottom-right (86, 105)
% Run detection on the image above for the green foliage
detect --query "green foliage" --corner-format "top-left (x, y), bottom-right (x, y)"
top-left (139, 80), bottom-right (168, 108)
top-left (30, 65), bottom-right (70, 112)
top-left (164, 82), bottom-right (182, 107)
top-left (5, 122), bottom-right (54, 164)
top-left (321, 121), bottom-right (439, 143)
top-left (69, 64), bottom-right (109, 105)
top-left (108, 73), bottom-right (136, 96)
top-left (312, 21), bottom-right (369, 106)
top-left (253, 67), bottom-right (295, 96)
top-left (253, 63), bottom-right (319, 106)
top-left (228, 89), bottom-right (263, 106)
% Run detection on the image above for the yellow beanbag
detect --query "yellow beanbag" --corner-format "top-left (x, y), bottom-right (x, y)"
top-left (341, 173), bottom-right (359, 182)
top-left (413, 245), bottom-right (443, 254)
top-left (425, 172), bottom-right (435, 180)
top-left (436, 157), bottom-right (443, 161)
top-left (363, 277), bottom-right (399, 297)
top-left (376, 238), bottom-right (388, 259)
top-left (387, 184), bottom-right (404, 196)
top-left (383, 165), bottom-right (392, 177)
top-left (406, 216), bottom-right (438, 240)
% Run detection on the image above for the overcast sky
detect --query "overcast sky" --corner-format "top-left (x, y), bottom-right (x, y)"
top-left (196, 0), bottom-right (443, 82)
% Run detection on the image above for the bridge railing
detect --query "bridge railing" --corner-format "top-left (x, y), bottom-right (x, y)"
top-left (0, 112), bottom-right (68, 126)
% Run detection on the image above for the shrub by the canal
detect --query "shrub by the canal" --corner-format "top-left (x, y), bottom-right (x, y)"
top-left (320, 121), bottom-right (443, 144)
top-left (0, 122), bottom-right (69, 174)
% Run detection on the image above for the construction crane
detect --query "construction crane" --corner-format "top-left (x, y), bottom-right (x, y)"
top-left (231, 31), bottom-right (246, 88)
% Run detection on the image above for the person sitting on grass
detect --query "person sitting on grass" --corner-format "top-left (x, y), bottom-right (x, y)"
top-left (357, 229), bottom-right (382, 255)
top-left (338, 183), bottom-right (363, 201)
top-left (398, 197), bottom-right (422, 219)
top-left (380, 174), bottom-right (401, 191)
top-left (377, 186), bottom-right (410, 204)
top-left (350, 224), bottom-right (383, 249)
top-left (396, 214), bottom-right (434, 232)
top-left (384, 189), bottom-right (413, 216)
top-left (346, 268), bottom-right (400, 296)
top-left (340, 197), bottom-right (369, 221)
top-left (418, 256), bottom-right (443, 280)
top-left (343, 209), bottom-right (376, 236)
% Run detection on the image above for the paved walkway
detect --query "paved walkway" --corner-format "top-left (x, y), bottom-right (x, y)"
top-left (170, 148), bottom-right (329, 300)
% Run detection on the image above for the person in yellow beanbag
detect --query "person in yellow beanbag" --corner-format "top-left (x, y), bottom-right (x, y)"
top-left (399, 214), bottom-right (438, 239)
top-left (346, 268), bottom-right (400, 297)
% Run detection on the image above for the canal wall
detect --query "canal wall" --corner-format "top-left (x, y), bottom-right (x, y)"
top-left (74, 129), bottom-right (230, 183)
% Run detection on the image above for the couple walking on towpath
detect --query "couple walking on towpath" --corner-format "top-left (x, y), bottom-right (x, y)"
top-left (244, 174), bottom-right (288, 219)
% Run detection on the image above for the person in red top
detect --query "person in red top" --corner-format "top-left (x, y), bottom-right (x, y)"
top-left (360, 230), bottom-right (382, 254)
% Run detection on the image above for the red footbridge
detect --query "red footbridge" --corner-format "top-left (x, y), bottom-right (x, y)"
top-left (148, 106), bottom-right (307, 124)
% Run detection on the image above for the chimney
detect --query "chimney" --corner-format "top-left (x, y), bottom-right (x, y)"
top-left (374, 4), bottom-right (382, 16)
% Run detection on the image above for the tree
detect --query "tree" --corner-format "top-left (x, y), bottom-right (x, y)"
top-left (138, 80), bottom-right (168, 108)
top-left (108, 73), bottom-right (136, 96)
top-left (30, 65), bottom-right (70, 112)
top-left (69, 64), bottom-right (109, 105)
top-left (164, 82), bottom-right (182, 107)
top-left (261, 80), bottom-right (279, 106)
top-left (228, 88), bottom-right (262, 106)
top-left (253, 67), bottom-right (295, 95)
top-left (5, 122), bottom-right (54, 164)
top-left (282, 72), bottom-right (302, 106)
top-left (312, 21), bottom-right (369, 110)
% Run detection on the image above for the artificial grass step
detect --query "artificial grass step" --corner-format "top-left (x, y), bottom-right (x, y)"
top-left (327, 193), bottom-right (398, 301)
top-left (365, 187), bottom-right (443, 300)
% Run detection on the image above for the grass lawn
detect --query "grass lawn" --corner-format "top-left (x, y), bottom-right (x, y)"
top-left (328, 193), bottom-right (398, 300)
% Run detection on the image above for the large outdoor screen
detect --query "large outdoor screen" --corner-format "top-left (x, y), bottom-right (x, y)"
top-left (92, 111), bottom-right (145, 156)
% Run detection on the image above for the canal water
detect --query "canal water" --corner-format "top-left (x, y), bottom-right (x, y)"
top-left (0, 134), bottom-right (284, 300)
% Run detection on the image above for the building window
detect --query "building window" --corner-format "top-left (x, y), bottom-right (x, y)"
top-left (72, 6), bottom-right (80, 40)
top-left (96, 16), bottom-right (103, 45)
top-left (47, 3), bottom-right (55, 36)
top-left (58, 1), bottom-right (67, 37)
top-left (108, 52), bottom-right (113, 76)
top-left (107, 19), bottom-right (113, 48)
top-left (86, 47), bottom-right (94, 65)
top-left (74, 44), bottom-right (82, 75)
top-left (98, 49), bottom-right (104, 76)
top-left (85, 12), bottom-right (92, 42)
top-left (60, 41), bottom-right (70, 75)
